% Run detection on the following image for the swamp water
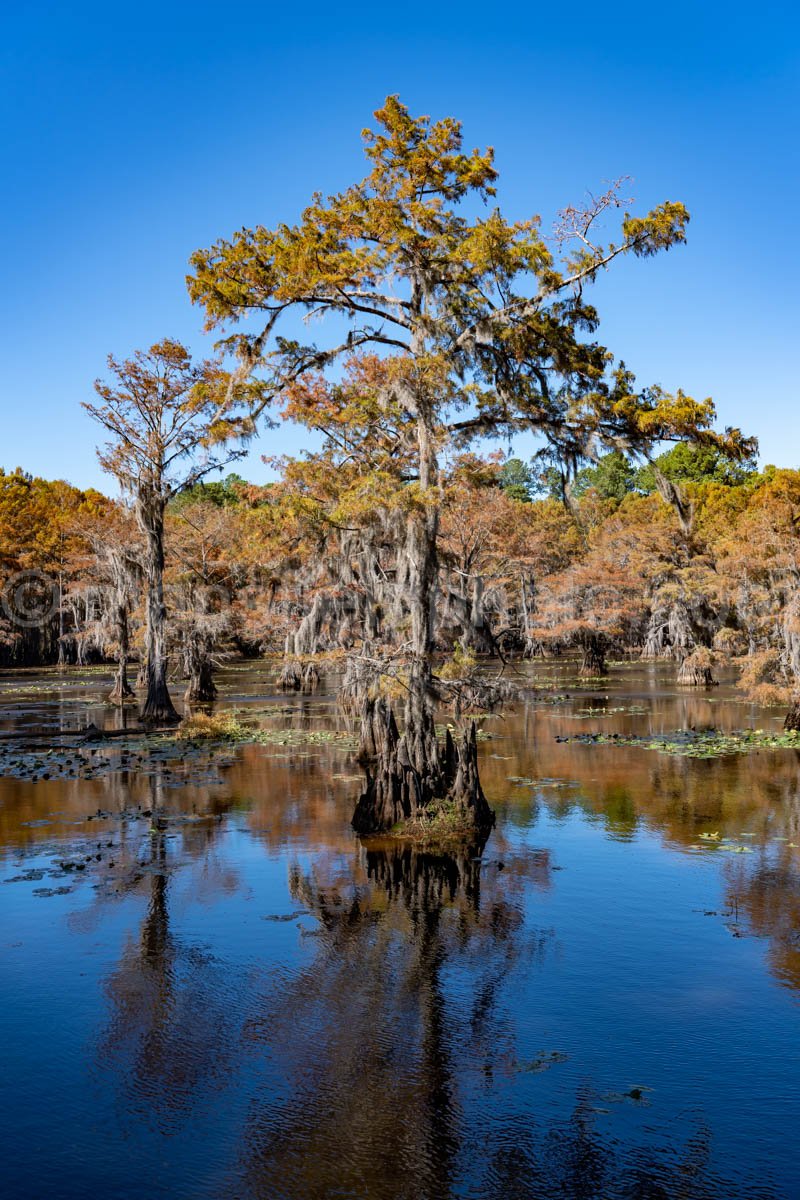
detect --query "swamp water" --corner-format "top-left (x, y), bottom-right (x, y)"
top-left (0, 661), bottom-right (799, 1199)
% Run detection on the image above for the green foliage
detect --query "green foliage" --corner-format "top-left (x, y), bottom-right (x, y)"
top-left (530, 466), bottom-right (567, 502)
top-left (499, 458), bottom-right (536, 502)
top-left (636, 442), bottom-right (759, 492)
top-left (572, 451), bottom-right (636, 502)
top-left (177, 711), bottom-right (250, 740)
top-left (439, 640), bottom-right (478, 680)
top-left (170, 473), bottom-right (247, 511)
top-left (564, 440), bottom-right (759, 506)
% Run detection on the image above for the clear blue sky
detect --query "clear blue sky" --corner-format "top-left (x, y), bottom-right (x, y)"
top-left (2, 1), bottom-right (798, 490)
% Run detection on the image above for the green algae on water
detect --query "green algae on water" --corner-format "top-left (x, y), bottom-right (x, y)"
top-left (561, 728), bottom-right (800, 759)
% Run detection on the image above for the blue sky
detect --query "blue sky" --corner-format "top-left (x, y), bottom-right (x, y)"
top-left (2, 1), bottom-right (798, 490)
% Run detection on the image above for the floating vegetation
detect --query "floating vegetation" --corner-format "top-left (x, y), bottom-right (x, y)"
top-left (180, 713), bottom-right (358, 746)
top-left (559, 728), bottom-right (800, 759)
top-left (690, 840), bottom-right (755, 853)
top-left (0, 679), bottom-right (105, 696)
top-left (0, 709), bottom-right (363, 787)
top-left (179, 716), bottom-right (360, 752)
top-left (243, 704), bottom-right (324, 718)
top-left (573, 704), bottom-right (650, 716)
top-left (251, 728), bottom-right (358, 751)
top-left (507, 775), bottom-right (578, 790)
top-left (558, 675), bottom-right (611, 686)
top-left (0, 734), bottom-right (239, 788)
top-left (435, 722), bottom-right (495, 742)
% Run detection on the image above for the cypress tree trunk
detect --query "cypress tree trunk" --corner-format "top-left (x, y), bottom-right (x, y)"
top-left (184, 658), bottom-right (217, 702)
top-left (784, 701), bottom-right (800, 731)
top-left (353, 697), bottom-right (493, 835)
top-left (642, 607), bottom-right (668, 659)
top-left (56, 570), bottom-right (67, 670)
top-left (140, 503), bottom-right (179, 724)
top-left (279, 594), bottom-right (328, 691)
top-left (520, 573), bottom-right (542, 658)
top-left (182, 589), bottom-right (218, 702)
top-left (108, 600), bottom-right (134, 703)
top-left (402, 410), bottom-right (445, 797)
top-left (353, 405), bottom-right (493, 838)
top-left (278, 657), bottom-right (320, 692)
top-left (580, 635), bottom-right (608, 677)
top-left (676, 648), bottom-right (717, 687)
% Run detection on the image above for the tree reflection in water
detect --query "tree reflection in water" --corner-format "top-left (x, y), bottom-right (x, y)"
top-left (219, 833), bottom-right (766, 1200)
top-left (476, 1103), bottom-right (722, 1200)
top-left (97, 771), bottom-right (247, 1133)
top-left (73, 691), bottom-right (798, 1200)
top-left (229, 832), bottom-right (537, 1200)
top-left (88, 810), bottom-right (786, 1199)
top-left (722, 853), bottom-right (800, 990)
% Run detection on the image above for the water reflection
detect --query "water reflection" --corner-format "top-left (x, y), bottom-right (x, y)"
top-left (723, 856), bottom-right (800, 990)
top-left (98, 825), bottom-right (246, 1133)
top-left (1, 661), bottom-right (800, 1197)
top-left (83, 828), bottom-right (784, 1199)
top-left (476, 1104), bottom-right (721, 1200)
top-left (232, 834), bottom-right (546, 1200)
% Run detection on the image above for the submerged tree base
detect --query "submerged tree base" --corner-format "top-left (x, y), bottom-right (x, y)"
top-left (278, 658), bottom-right (321, 693)
top-left (108, 681), bottom-right (136, 705)
top-left (184, 675), bottom-right (218, 703)
top-left (676, 665), bottom-right (718, 687)
top-left (352, 697), bottom-right (495, 839)
top-left (677, 648), bottom-right (718, 688)
top-left (579, 640), bottom-right (608, 678)
top-left (785, 702), bottom-right (800, 731)
top-left (140, 707), bottom-right (181, 726)
top-left (140, 691), bottom-right (180, 725)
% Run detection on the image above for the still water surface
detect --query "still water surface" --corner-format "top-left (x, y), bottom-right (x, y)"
top-left (1, 661), bottom-right (799, 1199)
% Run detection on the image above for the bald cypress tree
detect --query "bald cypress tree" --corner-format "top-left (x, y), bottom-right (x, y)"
top-left (188, 96), bottom-right (750, 833)
top-left (85, 340), bottom-right (258, 723)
